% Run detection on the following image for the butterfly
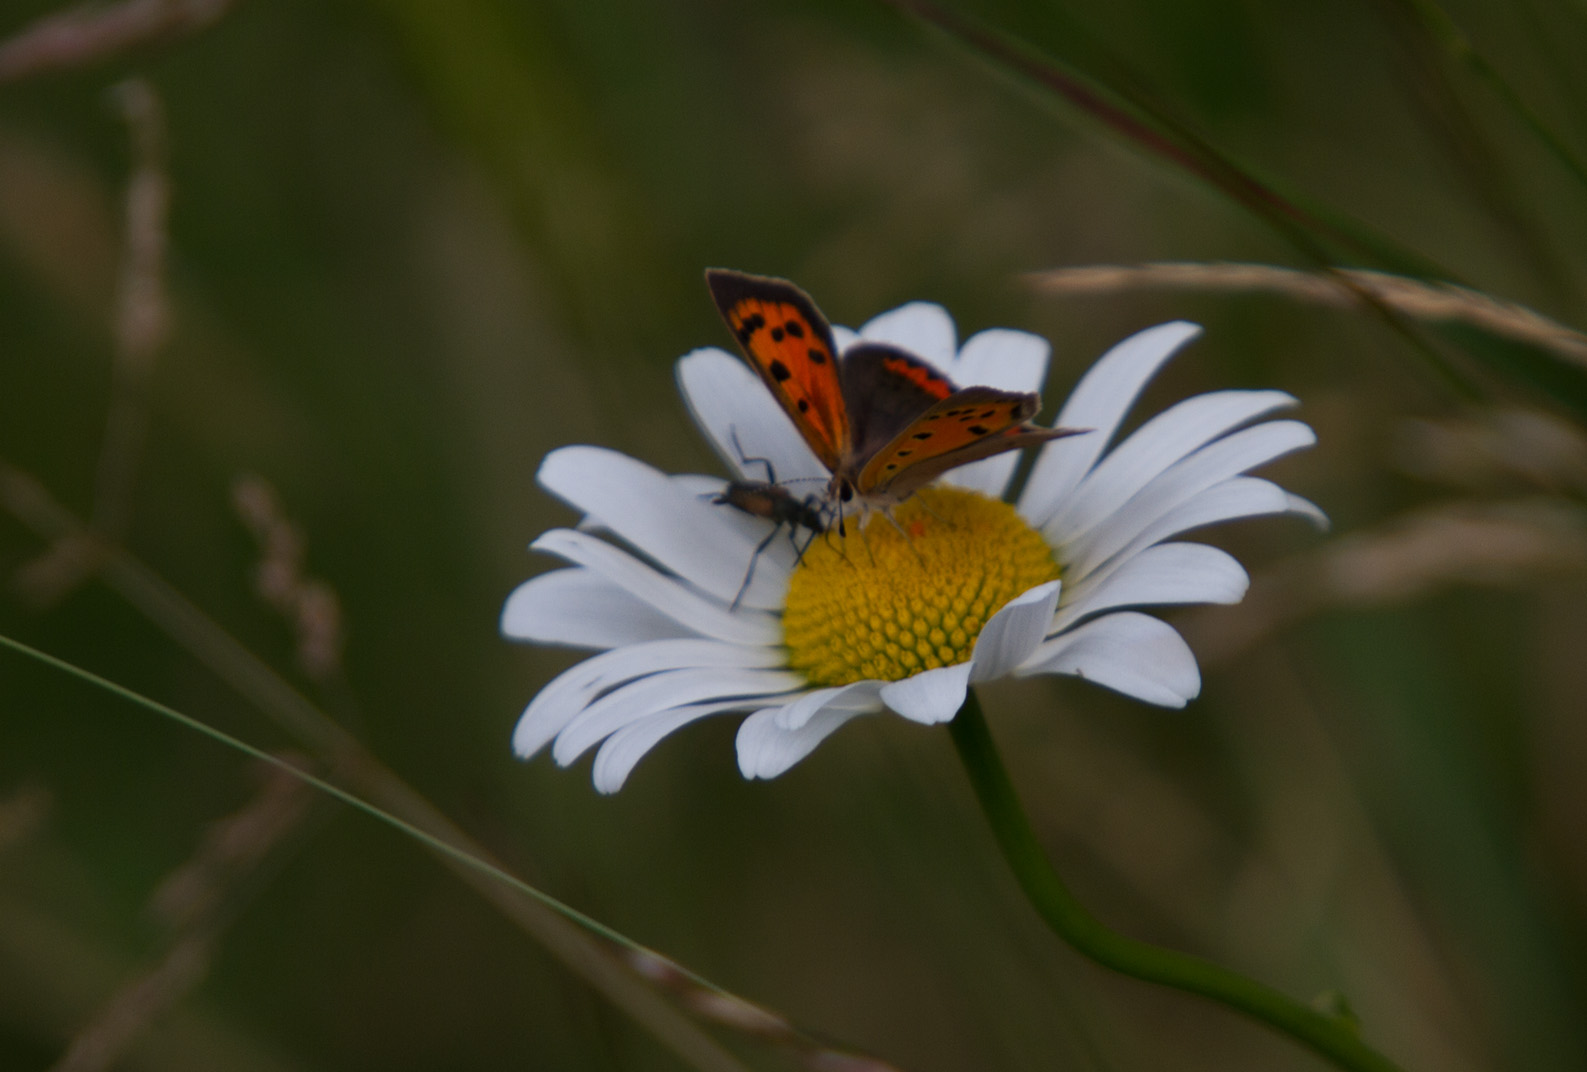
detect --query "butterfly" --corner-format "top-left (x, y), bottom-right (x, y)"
top-left (706, 269), bottom-right (1080, 526)
top-left (710, 429), bottom-right (828, 609)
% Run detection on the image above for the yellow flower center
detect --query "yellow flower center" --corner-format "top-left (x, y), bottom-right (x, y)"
top-left (782, 487), bottom-right (1060, 687)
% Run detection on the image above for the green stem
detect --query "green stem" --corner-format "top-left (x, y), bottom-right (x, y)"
top-left (948, 690), bottom-right (1407, 1072)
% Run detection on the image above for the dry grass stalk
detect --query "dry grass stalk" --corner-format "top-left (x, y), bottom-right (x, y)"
top-left (0, 782), bottom-right (52, 854)
top-left (49, 932), bottom-right (213, 1072)
top-left (1186, 498), bottom-right (1587, 664)
top-left (1394, 408), bottom-right (1587, 495)
top-left (231, 476), bottom-right (346, 682)
top-left (15, 79), bottom-right (169, 607)
top-left (628, 949), bottom-right (903, 1072)
top-left (48, 758), bottom-right (312, 1072)
top-left (93, 80), bottom-right (170, 536)
top-left (1027, 262), bottom-right (1587, 369)
top-left (148, 756), bottom-right (314, 931)
top-left (0, 0), bottom-right (235, 83)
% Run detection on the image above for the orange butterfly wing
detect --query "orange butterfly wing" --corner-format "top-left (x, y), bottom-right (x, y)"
top-left (705, 269), bottom-right (849, 472)
top-left (856, 385), bottom-right (1078, 501)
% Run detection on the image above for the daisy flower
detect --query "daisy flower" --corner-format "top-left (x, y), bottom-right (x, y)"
top-left (502, 302), bottom-right (1323, 793)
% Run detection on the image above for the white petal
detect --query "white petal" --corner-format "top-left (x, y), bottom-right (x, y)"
top-left (511, 639), bottom-right (786, 760)
top-left (1065, 420), bottom-right (1316, 576)
top-left (1018, 612), bottom-right (1200, 707)
top-left (936, 457), bottom-right (1016, 498)
top-left (968, 581), bottom-right (1061, 682)
top-left (501, 568), bottom-right (688, 650)
top-left (552, 666), bottom-right (805, 765)
top-left (880, 663), bottom-right (974, 724)
top-left (1021, 322), bottom-right (1202, 526)
top-left (1052, 543), bottom-right (1247, 633)
top-left (832, 325), bottom-right (859, 352)
top-left (775, 679), bottom-right (886, 730)
top-left (859, 302), bottom-right (957, 368)
top-left (1043, 390), bottom-right (1297, 545)
top-left (539, 446), bottom-right (790, 609)
top-left (1284, 493), bottom-right (1328, 529)
top-left (532, 529), bottom-right (780, 645)
top-left (675, 348), bottom-right (828, 485)
top-left (1093, 477), bottom-right (1327, 584)
top-left (950, 328), bottom-right (1052, 393)
top-left (591, 699), bottom-right (757, 794)
top-left (933, 328), bottom-right (1057, 496)
top-left (736, 704), bottom-right (873, 779)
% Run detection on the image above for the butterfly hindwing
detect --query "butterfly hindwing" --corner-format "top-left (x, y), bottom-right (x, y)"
top-left (705, 269), bottom-right (848, 472)
top-left (856, 385), bottom-right (1073, 500)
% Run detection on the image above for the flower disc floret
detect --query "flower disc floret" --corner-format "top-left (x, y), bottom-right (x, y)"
top-left (782, 487), bottom-right (1060, 687)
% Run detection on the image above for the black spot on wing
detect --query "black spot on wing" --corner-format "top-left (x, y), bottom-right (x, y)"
top-left (769, 360), bottom-right (792, 382)
top-left (734, 311), bottom-right (767, 346)
top-left (807, 347), bottom-right (828, 365)
top-left (784, 321), bottom-right (805, 338)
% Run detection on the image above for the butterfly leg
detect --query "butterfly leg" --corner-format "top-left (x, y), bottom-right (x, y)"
top-left (913, 494), bottom-right (957, 529)
top-left (815, 525), bottom-right (853, 567)
top-left (854, 519), bottom-right (880, 568)
top-left (877, 507), bottom-right (927, 564)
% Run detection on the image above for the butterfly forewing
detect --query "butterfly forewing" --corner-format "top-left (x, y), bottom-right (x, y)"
top-left (705, 269), bottom-right (849, 472)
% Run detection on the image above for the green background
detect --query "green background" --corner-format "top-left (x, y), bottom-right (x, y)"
top-left (2, 1), bottom-right (1586, 1069)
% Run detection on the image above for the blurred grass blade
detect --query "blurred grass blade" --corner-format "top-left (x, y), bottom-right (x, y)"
top-left (1390, 0), bottom-right (1587, 196)
top-left (0, 628), bottom-right (905, 1072)
top-left (0, 632), bottom-right (750, 1072)
top-left (1371, 0), bottom-right (1570, 295)
top-left (879, 0), bottom-right (1445, 278)
top-left (359, 0), bottom-right (667, 352)
top-left (879, 0), bottom-right (1498, 400)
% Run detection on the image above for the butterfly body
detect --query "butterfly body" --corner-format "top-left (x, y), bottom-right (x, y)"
top-left (706, 269), bottom-right (1078, 518)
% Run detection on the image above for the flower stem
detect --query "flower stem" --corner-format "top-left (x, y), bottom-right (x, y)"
top-left (948, 690), bottom-right (1406, 1072)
